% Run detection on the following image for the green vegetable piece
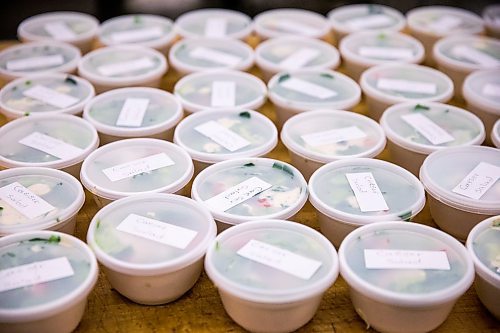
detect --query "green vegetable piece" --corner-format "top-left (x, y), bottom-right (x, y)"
top-left (377, 33), bottom-right (387, 40)
top-left (215, 241), bottom-right (220, 251)
top-left (25, 80), bottom-right (32, 86)
top-left (398, 211), bottom-right (412, 222)
top-left (492, 219), bottom-right (500, 228)
top-left (0, 207), bottom-right (3, 211)
top-left (278, 74), bottom-right (290, 83)
top-left (134, 15), bottom-right (142, 24)
top-left (320, 73), bottom-right (334, 79)
top-left (29, 235), bottom-right (61, 244)
top-left (243, 163), bottom-right (255, 167)
top-left (272, 162), bottom-right (294, 177)
top-left (7, 252), bottom-right (15, 258)
top-left (24, 112), bottom-right (30, 116)
top-left (96, 219), bottom-right (101, 229)
top-left (239, 111), bottom-right (251, 119)
top-left (65, 76), bottom-right (78, 85)
top-left (413, 104), bottom-right (430, 111)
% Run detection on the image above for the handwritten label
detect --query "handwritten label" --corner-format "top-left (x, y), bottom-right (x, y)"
top-left (345, 172), bottom-right (389, 212)
top-left (452, 162), bottom-right (500, 200)
top-left (0, 182), bottom-right (55, 219)
top-left (19, 132), bottom-right (83, 160)
top-left (195, 120), bottom-right (250, 152)
top-left (189, 47), bottom-right (242, 67)
top-left (44, 21), bottom-right (77, 40)
top-left (428, 16), bottom-right (462, 32)
top-left (364, 249), bottom-right (450, 270)
top-left (23, 85), bottom-right (79, 109)
top-left (280, 77), bottom-right (337, 99)
top-left (211, 81), bottom-right (236, 107)
top-left (451, 45), bottom-right (500, 67)
top-left (377, 78), bottom-right (437, 95)
top-left (301, 126), bottom-right (367, 147)
top-left (358, 46), bottom-right (414, 60)
top-left (279, 48), bottom-right (320, 70)
top-left (102, 153), bottom-right (175, 182)
top-left (483, 83), bottom-right (500, 97)
top-left (270, 19), bottom-right (320, 36)
top-left (97, 57), bottom-right (155, 76)
top-left (116, 98), bottom-right (149, 127)
top-left (345, 14), bottom-right (393, 30)
top-left (6, 55), bottom-right (64, 71)
top-left (401, 113), bottom-right (454, 145)
top-left (110, 26), bottom-right (164, 43)
top-left (205, 18), bottom-right (227, 38)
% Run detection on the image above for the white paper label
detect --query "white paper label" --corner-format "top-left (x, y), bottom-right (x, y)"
top-left (116, 213), bottom-right (197, 249)
top-left (211, 81), bottom-right (236, 107)
top-left (483, 83), bottom-right (500, 97)
top-left (377, 78), bottom-right (437, 95)
top-left (116, 98), bottom-right (149, 127)
top-left (195, 120), bottom-right (250, 152)
top-left (111, 26), bottom-right (164, 43)
top-left (279, 48), bottom-right (320, 70)
top-left (6, 55), bottom-right (65, 71)
top-left (23, 85), bottom-right (79, 109)
top-left (364, 249), bottom-right (450, 270)
top-left (280, 77), bottom-right (337, 99)
top-left (0, 182), bottom-right (55, 219)
top-left (205, 18), bottom-right (227, 38)
top-left (237, 239), bottom-right (322, 280)
top-left (401, 113), bottom-right (454, 145)
top-left (452, 162), bottom-right (500, 200)
top-left (270, 19), bottom-right (320, 36)
top-left (19, 132), bottom-right (83, 160)
top-left (428, 16), bottom-right (463, 32)
top-left (301, 126), bottom-right (367, 147)
top-left (44, 21), bottom-right (77, 40)
top-left (358, 46), bottom-right (414, 60)
top-left (0, 257), bottom-right (74, 293)
top-left (345, 172), bottom-right (389, 212)
top-left (204, 177), bottom-right (272, 212)
top-left (102, 153), bottom-right (175, 182)
top-left (345, 14), bottom-right (393, 30)
top-left (451, 45), bottom-right (500, 67)
top-left (97, 57), bottom-right (155, 76)
top-left (189, 47), bottom-right (242, 67)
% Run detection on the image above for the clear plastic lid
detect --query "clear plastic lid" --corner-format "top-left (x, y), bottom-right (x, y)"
top-left (309, 158), bottom-right (426, 225)
top-left (174, 70), bottom-right (267, 113)
top-left (80, 138), bottom-right (193, 201)
top-left (83, 87), bottom-right (182, 138)
top-left (419, 146), bottom-right (500, 215)
top-left (204, 220), bottom-right (339, 303)
top-left (463, 69), bottom-right (500, 116)
top-left (254, 9), bottom-right (329, 39)
top-left (380, 102), bottom-right (485, 155)
top-left (87, 194), bottom-right (216, 274)
top-left (281, 109), bottom-right (386, 163)
top-left (267, 69), bottom-right (361, 112)
top-left (173, 109), bottom-right (278, 164)
top-left (493, 119), bottom-right (500, 148)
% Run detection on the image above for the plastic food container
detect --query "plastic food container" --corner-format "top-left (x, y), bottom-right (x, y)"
top-left (0, 42), bottom-right (81, 83)
top-left (308, 158), bottom-right (426, 248)
top-left (17, 11), bottom-right (99, 54)
top-left (339, 221), bottom-right (474, 333)
top-left (281, 109), bottom-right (386, 180)
top-left (419, 146), bottom-right (500, 241)
top-left (380, 102), bottom-right (486, 176)
top-left (175, 9), bottom-right (253, 41)
top-left (174, 70), bottom-right (267, 114)
top-left (0, 73), bottom-right (95, 121)
top-left (87, 193), bottom-right (216, 304)
top-left (0, 167), bottom-right (84, 236)
top-left (83, 87), bottom-right (183, 145)
top-left (168, 38), bottom-right (254, 76)
top-left (267, 69), bottom-right (361, 128)
top-left (77, 45), bottom-right (167, 93)
top-left (493, 119), bottom-right (500, 148)
top-left (80, 138), bottom-right (193, 208)
top-left (483, 4), bottom-right (500, 38)
top-left (173, 109), bottom-right (278, 174)
top-left (191, 158), bottom-right (308, 232)
top-left (255, 36), bottom-right (341, 82)
top-left (466, 215), bottom-right (500, 319)
top-left (204, 219), bottom-right (339, 333)
top-left (339, 31), bottom-right (425, 81)
top-left (360, 63), bottom-right (454, 121)
top-left (0, 114), bottom-right (99, 178)
top-left (254, 9), bottom-right (329, 41)
top-left (0, 230), bottom-right (98, 333)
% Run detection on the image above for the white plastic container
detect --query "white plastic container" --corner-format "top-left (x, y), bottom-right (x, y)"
top-left (281, 109), bottom-right (386, 180)
top-left (17, 11), bottom-right (99, 54)
top-left (0, 230), bottom-right (98, 333)
top-left (0, 73), bottom-right (95, 121)
top-left (483, 4), bottom-right (500, 38)
top-left (360, 63), bottom-right (454, 121)
top-left (83, 87), bottom-right (183, 145)
top-left (493, 119), bottom-right (500, 148)
top-left (380, 102), bottom-right (486, 176)
top-left (0, 42), bottom-right (81, 83)
top-left (191, 158), bottom-right (308, 232)
top-left (267, 69), bottom-right (361, 128)
top-left (77, 45), bottom-right (167, 93)
top-left (419, 146), bottom-right (500, 241)
top-left (80, 138), bottom-right (193, 208)
top-left (174, 70), bottom-right (267, 114)
top-left (0, 114), bottom-right (99, 178)
top-left (255, 36), bottom-right (340, 82)
top-left (168, 38), bottom-right (254, 76)
top-left (339, 221), bottom-right (474, 333)
top-left (339, 31), bottom-right (425, 81)
top-left (466, 215), bottom-right (500, 319)
top-left (173, 109), bottom-right (278, 174)
top-left (308, 158), bottom-right (426, 248)
top-left (87, 193), bottom-right (216, 305)
top-left (0, 167), bottom-right (84, 236)
top-left (204, 219), bottom-right (339, 333)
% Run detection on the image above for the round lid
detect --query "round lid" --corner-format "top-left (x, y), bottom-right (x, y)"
top-left (168, 38), bottom-right (254, 74)
top-left (0, 231), bottom-right (98, 322)
top-left (281, 109), bottom-right (386, 163)
top-left (493, 119), bottom-right (500, 148)
top-left (254, 9), bottom-right (329, 39)
top-left (174, 70), bottom-right (267, 113)
top-left (173, 109), bottom-right (278, 163)
top-left (308, 158), bottom-right (426, 225)
top-left (0, 114), bottom-right (99, 170)
top-left (419, 146), bottom-right (500, 215)
top-left (80, 138), bottom-right (193, 201)
top-left (339, 221), bottom-right (474, 306)
top-left (175, 8), bottom-right (253, 40)
top-left (191, 158), bottom-right (308, 225)
top-left (483, 5), bottom-right (500, 33)
top-left (0, 167), bottom-right (84, 235)
top-left (267, 69), bottom-right (361, 112)
top-left (463, 69), bottom-right (500, 116)
top-left (380, 102), bottom-right (485, 155)
top-left (205, 220), bottom-right (338, 303)
top-left (83, 87), bottom-right (182, 137)
top-left (87, 194), bottom-right (216, 275)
